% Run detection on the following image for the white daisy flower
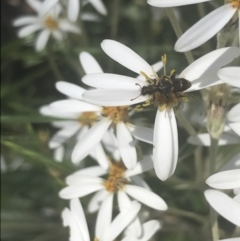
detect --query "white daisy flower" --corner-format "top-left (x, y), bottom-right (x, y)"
top-left (147, 0), bottom-right (240, 52)
top-left (13, 0), bottom-right (81, 51)
top-left (205, 166), bottom-right (240, 226)
top-left (218, 67), bottom-right (240, 89)
top-left (62, 198), bottom-right (141, 241)
top-left (59, 156), bottom-right (168, 213)
top-left (82, 39), bottom-right (240, 180)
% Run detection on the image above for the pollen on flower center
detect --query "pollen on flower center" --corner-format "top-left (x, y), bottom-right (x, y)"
top-left (101, 106), bottom-right (129, 123)
top-left (44, 16), bottom-right (59, 30)
top-left (78, 112), bottom-right (98, 127)
top-left (228, 0), bottom-right (240, 8)
top-left (103, 162), bottom-right (127, 193)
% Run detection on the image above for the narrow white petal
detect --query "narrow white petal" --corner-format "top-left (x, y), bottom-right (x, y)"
top-left (76, 125), bottom-right (89, 140)
top-left (79, 52), bottom-right (103, 74)
top-left (125, 185), bottom-right (168, 210)
top-left (103, 201), bottom-right (141, 241)
top-left (206, 170), bottom-right (240, 189)
top-left (229, 123), bottom-right (240, 136)
top-left (153, 109), bottom-right (178, 181)
top-left (228, 103), bottom-right (240, 123)
top-left (175, 4), bottom-right (237, 52)
top-left (72, 118), bottom-right (112, 163)
top-left (88, 0), bottom-right (107, 15)
top-left (117, 122), bottom-right (137, 170)
top-left (70, 199), bottom-right (90, 241)
top-left (136, 61), bottom-right (163, 80)
top-left (101, 40), bottom-right (153, 76)
top-left (49, 125), bottom-right (80, 148)
top-left (26, 0), bottom-right (42, 12)
top-left (68, 0), bottom-right (80, 22)
top-left (82, 73), bottom-right (146, 90)
top-left (139, 220), bottom-right (161, 241)
top-left (70, 166), bottom-right (107, 177)
top-left (59, 20), bottom-right (81, 34)
top-left (95, 194), bottom-right (113, 240)
top-left (127, 124), bottom-right (153, 144)
top-left (13, 16), bottom-right (38, 26)
top-left (18, 24), bottom-right (42, 38)
top-left (50, 99), bottom-right (101, 113)
top-left (125, 156), bottom-right (154, 177)
top-left (53, 145), bottom-right (64, 162)
top-left (66, 175), bottom-right (103, 186)
top-left (148, 0), bottom-right (209, 7)
top-left (39, 105), bottom-right (77, 118)
top-left (83, 89), bottom-right (149, 106)
top-left (49, 124), bottom-right (80, 149)
top-left (35, 29), bottom-right (51, 51)
top-left (91, 143), bottom-right (110, 170)
top-left (59, 183), bottom-right (103, 199)
top-left (187, 133), bottom-right (240, 146)
top-left (220, 153), bottom-right (240, 171)
top-left (40, 0), bottom-right (59, 16)
top-left (81, 13), bottom-right (101, 22)
top-left (118, 191), bottom-right (142, 238)
top-left (204, 190), bottom-right (240, 226)
top-left (180, 47), bottom-right (240, 81)
top-left (56, 81), bottom-right (86, 100)
top-left (234, 194), bottom-right (240, 203)
top-left (218, 67), bottom-right (240, 88)
top-left (87, 189), bottom-right (108, 213)
top-left (219, 238), bottom-right (240, 241)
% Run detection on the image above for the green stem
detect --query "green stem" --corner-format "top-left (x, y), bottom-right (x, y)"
top-left (164, 8), bottom-right (194, 64)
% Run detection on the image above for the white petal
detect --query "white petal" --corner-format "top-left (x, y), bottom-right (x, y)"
top-left (175, 4), bottom-right (237, 52)
top-left (81, 13), bottom-right (101, 22)
top-left (59, 20), bottom-right (81, 34)
top-left (70, 199), bottom-right (90, 241)
top-left (50, 99), bottom-right (101, 113)
top-left (95, 194), bottom-right (113, 240)
top-left (68, 0), bottom-right (80, 22)
top-left (26, 0), bottom-right (42, 12)
top-left (206, 169), bottom-right (240, 190)
top-left (76, 125), bottom-right (89, 140)
top-left (18, 24), bottom-right (42, 38)
top-left (148, 0), bottom-right (209, 7)
top-left (79, 52), bottom-right (103, 75)
top-left (70, 166), bottom-right (107, 177)
top-left (187, 133), bottom-right (240, 146)
top-left (139, 220), bottom-right (161, 241)
top-left (125, 185), bottom-right (168, 210)
top-left (103, 201), bottom-right (141, 241)
top-left (39, 105), bottom-right (77, 118)
top-left (49, 124), bottom-right (80, 149)
top-left (56, 81), bottom-right (86, 100)
top-left (88, 0), bottom-right (107, 15)
top-left (102, 129), bottom-right (119, 157)
top-left (229, 123), bottom-right (240, 136)
top-left (82, 73), bottom-right (146, 90)
top-left (118, 191), bottom-right (142, 238)
top-left (136, 61), bottom-right (163, 80)
top-left (59, 182), bottom-right (103, 199)
top-left (83, 89), bottom-right (149, 106)
top-left (220, 153), bottom-right (240, 171)
top-left (218, 67), bottom-right (240, 88)
top-left (72, 118), bottom-right (112, 163)
top-left (204, 190), bottom-right (240, 226)
top-left (101, 40), bottom-right (153, 76)
top-left (117, 122), bottom-right (137, 170)
top-left (125, 156), bottom-right (154, 177)
top-left (35, 29), bottom-right (51, 51)
top-left (91, 143), bottom-right (110, 170)
top-left (180, 47), bottom-right (240, 81)
top-left (13, 16), bottom-right (38, 26)
top-left (153, 109), bottom-right (178, 181)
top-left (228, 103), bottom-right (240, 123)
top-left (234, 194), bottom-right (240, 203)
top-left (87, 189), bottom-right (109, 213)
top-left (66, 176), bottom-right (103, 186)
top-left (127, 124), bottom-right (153, 144)
top-left (130, 176), bottom-right (151, 191)
top-left (53, 145), bottom-right (64, 162)
top-left (219, 238), bottom-right (240, 241)
top-left (40, 0), bottom-right (59, 16)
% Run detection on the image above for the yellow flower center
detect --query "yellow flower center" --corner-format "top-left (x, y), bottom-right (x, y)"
top-left (78, 112), bottom-right (98, 127)
top-left (103, 162), bottom-right (127, 193)
top-left (44, 16), bottom-right (59, 30)
top-left (227, 0), bottom-right (240, 8)
top-left (101, 106), bottom-right (129, 123)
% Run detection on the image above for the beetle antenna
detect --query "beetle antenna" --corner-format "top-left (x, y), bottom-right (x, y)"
top-left (131, 93), bottom-right (142, 101)
top-left (135, 83), bottom-right (142, 89)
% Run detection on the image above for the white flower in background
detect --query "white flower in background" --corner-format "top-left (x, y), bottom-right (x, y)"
top-left (205, 155), bottom-right (240, 227)
top-left (218, 67), bottom-right (240, 89)
top-left (62, 198), bottom-right (141, 241)
top-left (147, 0), bottom-right (240, 52)
top-left (13, 0), bottom-right (81, 51)
top-left (82, 39), bottom-right (240, 181)
top-left (227, 103), bottom-right (240, 136)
